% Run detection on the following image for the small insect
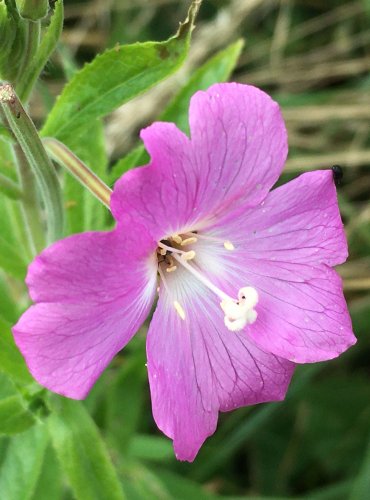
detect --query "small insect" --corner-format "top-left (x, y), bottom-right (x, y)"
top-left (331, 165), bottom-right (343, 187)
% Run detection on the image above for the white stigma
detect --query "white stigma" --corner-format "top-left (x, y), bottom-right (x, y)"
top-left (220, 287), bottom-right (259, 332)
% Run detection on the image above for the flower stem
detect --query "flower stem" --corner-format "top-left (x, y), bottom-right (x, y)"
top-left (0, 84), bottom-right (64, 246)
top-left (16, 20), bottom-right (41, 96)
top-left (16, 1), bottom-right (64, 103)
top-left (43, 138), bottom-right (112, 208)
top-left (14, 145), bottom-right (46, 254)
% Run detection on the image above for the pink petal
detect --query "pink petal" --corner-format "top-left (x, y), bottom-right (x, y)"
top-left (216, 170), bottom-right (348, 267)
top-left (243, 262), bottom-right (356, 363)
top-left (198, 171), bottom-right (356, 362)
top-left (147, 267), bottom-right (294, 461)
top-left (111, 83), bottom-right (287, 240)
top-left (13, 228), bottom-right (157, 398)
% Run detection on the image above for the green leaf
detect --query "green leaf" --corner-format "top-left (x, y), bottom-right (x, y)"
top-left (150, 468), bottom-right (218, 500)
top-left (110, 39), bottom-right (243, 183)
top-left (0, 173), bottom-right (21, 200)
top-left (0, 317), bottom-right (33, 384)
top-left (41, 0), bottom-right (202, 144)
top-left (109, 145), bottom-right (149, 186)
top-left (194, 364), bottom-right (323, 480)
top-left (0, 136), bottom-right (17, 181)
top-left (0, 273), bottom-right (19, 323)
top-left (0, 395), bottom-right (35, 435)
top-left (0, 233), bottom-right (27, 279)
top-left (48, 398), bottom-right (126, 500)
top-left (0, 425), bottom-right (48, 500)
top-left (129, 435), bottom-right (174, 462)
top-left (31, 445), bottom-right (63, 500)
top-left (105, 355), bottom-right (147, 454)
top-left (350, 437), bottom-right (370, 500)
top-left (161, 39), bottom-right (244, 132)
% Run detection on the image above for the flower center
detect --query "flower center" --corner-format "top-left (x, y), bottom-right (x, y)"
top-left (156, 232), bottom-right (258, 331)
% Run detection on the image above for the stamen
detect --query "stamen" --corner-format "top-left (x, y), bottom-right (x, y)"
top-left (174, 300), bottom-right (186, 320)
top-left (157, 265), bottom-right (171, 296)
top-left (223, 241), bottom-right (234, 251)
top-left (158, 241), bottom-right (184, 255)
top-left (166, 265), bottom-right (177, 273)
top-left (181, 237), bottom-right (197, 246)
top-left (171, 234), bottom-right (182, 244)
top-left (181, 250), bottom-right (196, 261)
top-left (185, 232), bottom-right (235, 250)
top-left (172, 253), bottom-right (229, 301)
top-left (158, 238), bottom-right (257, 332)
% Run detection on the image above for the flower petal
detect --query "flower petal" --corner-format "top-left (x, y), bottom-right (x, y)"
top-left (147, 267), bottom-right (294, 461)
top-left (111, 83), bottom-right (287, 239)
top-left (13, 228), bottom-right (157, 398)
top-left (197, 170), bottom-right (356, 362)
top-left (188, 82), bottom-right (287, 220)
top-left (242, 262), bottom-right (356, 363)
top-left (213, 170), bottom-right (348, 267)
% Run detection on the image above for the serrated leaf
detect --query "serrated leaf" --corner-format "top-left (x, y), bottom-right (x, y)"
top-left (41, 0), bottom-right (202, 144)
top-left (48, 398), bottom-right (125, 500)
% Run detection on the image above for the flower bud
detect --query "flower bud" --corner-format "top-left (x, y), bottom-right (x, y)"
top-left (16, 0), bottom-right (49, 21)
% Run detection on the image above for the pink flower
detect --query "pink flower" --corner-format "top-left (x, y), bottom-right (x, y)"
top-left (13, 83), bottom-right (356, 461)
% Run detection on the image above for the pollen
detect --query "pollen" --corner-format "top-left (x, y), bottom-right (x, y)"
top-left (181, 237), bottom-right (197, 246)
top-left (224, 240), bottom-right (235, 251)
top-left (174, 300), bottom-right (186, 320)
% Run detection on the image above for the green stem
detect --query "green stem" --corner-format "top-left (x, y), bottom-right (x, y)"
top-left (44, 138), bottom-right (112, 208)
top-left (16, 1), bottom-right (64, 103)
top-left (14, 145), bottom-right (46, 254)
top-left (0, 84), bottom-right (64, 245)
top-left (16, 20), bottom-right (41, 97)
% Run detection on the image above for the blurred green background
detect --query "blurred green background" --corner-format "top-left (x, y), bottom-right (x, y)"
top-left (1, 0), bottom-right (370, 498)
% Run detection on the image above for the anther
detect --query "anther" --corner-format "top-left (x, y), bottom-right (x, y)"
top-left (158, 248), bottom-right (167, 256)
top-left (181, 237), bottom-right (197, 246)
top-left (224, 241), bottom-right (235, 251)
top-left (174, 301), bottom-right (185, 320)
top-left (166, 265), bottom-right (177, 273)
top-left (172, 234), bottom-right (182, 244)
top-left (181, 250), bottom-right (196, 261)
